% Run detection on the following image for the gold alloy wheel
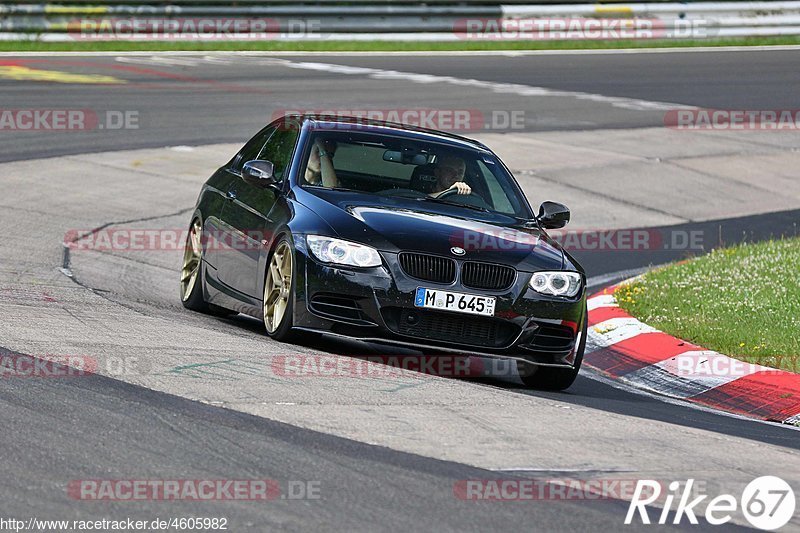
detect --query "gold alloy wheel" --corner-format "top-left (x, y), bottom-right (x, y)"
top-left (263, 240), bottom-right (293, 333)
top-left (180, 219), bottom-right (202, 302)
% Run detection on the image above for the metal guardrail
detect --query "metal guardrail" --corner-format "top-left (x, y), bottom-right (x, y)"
top-left (1, 1), bottom-right (799, 40)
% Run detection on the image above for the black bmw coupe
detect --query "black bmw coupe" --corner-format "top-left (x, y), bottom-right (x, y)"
top-left (181, 115), bottom-right (587, 390)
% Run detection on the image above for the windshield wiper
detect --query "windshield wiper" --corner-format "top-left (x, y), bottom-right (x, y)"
top-left (306, 185), bottom-right (358, 192)
top-left (415, 196), bottom-right (491, 213)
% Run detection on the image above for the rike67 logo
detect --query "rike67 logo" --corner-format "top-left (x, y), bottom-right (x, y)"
top-left (626, 476), bottom-right (796, 530)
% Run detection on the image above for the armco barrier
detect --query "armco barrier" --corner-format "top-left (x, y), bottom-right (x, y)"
top-left (1, 1), bottom-right (799, 40)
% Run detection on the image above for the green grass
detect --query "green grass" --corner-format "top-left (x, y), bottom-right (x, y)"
top-left (616, 237), bottom-right (800, 373)
top-left (2, 35), bottom-right (800, 52)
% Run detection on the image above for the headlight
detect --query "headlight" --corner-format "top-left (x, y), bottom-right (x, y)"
top-left (529, 271), bottom-right (582, 297)
top-left (306, 235), bottom-right (382, 268)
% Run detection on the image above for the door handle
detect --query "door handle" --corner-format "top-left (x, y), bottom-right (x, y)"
top-left (226, 189), bottom-right (237, 200)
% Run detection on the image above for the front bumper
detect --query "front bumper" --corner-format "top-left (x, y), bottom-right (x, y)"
top-left (293, 246), bottom-right (586, 367)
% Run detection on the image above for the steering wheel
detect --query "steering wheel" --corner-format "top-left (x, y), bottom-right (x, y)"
top-left (435, 188), bottom-right (491, 209)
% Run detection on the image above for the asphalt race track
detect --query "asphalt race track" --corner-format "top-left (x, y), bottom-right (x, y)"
top-left (2, 48), bottom-right (800, 162)
top-left (0, 49), bottom-right (799, 531)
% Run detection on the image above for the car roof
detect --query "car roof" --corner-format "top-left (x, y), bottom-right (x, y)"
top-left (283, 114), bottom-right (491, 152)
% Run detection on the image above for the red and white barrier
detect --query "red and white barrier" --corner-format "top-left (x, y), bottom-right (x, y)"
top-left (585, 285), bottom-right (800, 424)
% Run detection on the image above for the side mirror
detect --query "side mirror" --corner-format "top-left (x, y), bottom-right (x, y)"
top-left (242, 159), bottom-right (276, 187)
top-left (537, 201), bottom-right (570, 229)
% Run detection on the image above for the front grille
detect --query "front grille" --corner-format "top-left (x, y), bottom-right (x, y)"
top-left (382, 307), bottom-right (519, 348)
top-left (399, 253), bottom-right (456, 284)
top-left (461, 261), bottom-right (516, 291)
top-left (309, 294), bottom-right (376, 326)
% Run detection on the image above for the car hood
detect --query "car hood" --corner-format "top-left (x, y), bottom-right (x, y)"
top-left (296, 188), bottom-right (565, 272)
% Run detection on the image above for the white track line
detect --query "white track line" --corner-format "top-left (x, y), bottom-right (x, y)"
top-left (108, 54), bottom-right (693, 111)
top-left (276, 59), bottom-right (690, 111)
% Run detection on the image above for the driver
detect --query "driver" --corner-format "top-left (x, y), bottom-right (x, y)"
top-left (305, 138), bottom-right (339, 187)
top-left (429, 154), bottom-right (471, 197)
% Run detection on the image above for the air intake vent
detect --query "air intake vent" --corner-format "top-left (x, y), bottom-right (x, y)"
top-left (309, 294), bottom-right (376, 326)
top-left (521, 323), bottom-right (576, 356)
top-left (461, 262), bottom-right (516, 291)
top-left (398, 253), bottom-right (456, 284)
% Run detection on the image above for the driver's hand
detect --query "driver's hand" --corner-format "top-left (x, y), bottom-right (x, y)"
top-left (449, 182), bottom-right (471, 195)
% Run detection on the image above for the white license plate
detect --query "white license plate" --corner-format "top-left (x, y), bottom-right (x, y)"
top-left (414, 287), bottom-right (496, 317)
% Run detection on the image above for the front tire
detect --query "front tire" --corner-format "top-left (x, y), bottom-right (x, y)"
top-left (262, 237), bottom-right (298, 341)
top-left (517, 314), bottom-right (587, 391)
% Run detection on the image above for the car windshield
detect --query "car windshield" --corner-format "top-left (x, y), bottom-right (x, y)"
top-left (300, 130), bottom-right (531, 218)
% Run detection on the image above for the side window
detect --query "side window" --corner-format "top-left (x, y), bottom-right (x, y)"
top-left (231, 126), bottom-right (275, 173)
top-left (258, 128), bottom-right (299, 182)
top-left (477, 160), bottom-right (515, 214)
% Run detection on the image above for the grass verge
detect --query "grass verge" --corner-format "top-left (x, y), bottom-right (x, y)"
top-left (616, 237), bottom-right (800, 373)
top-left (1, 35), bottom-right (800, 52)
